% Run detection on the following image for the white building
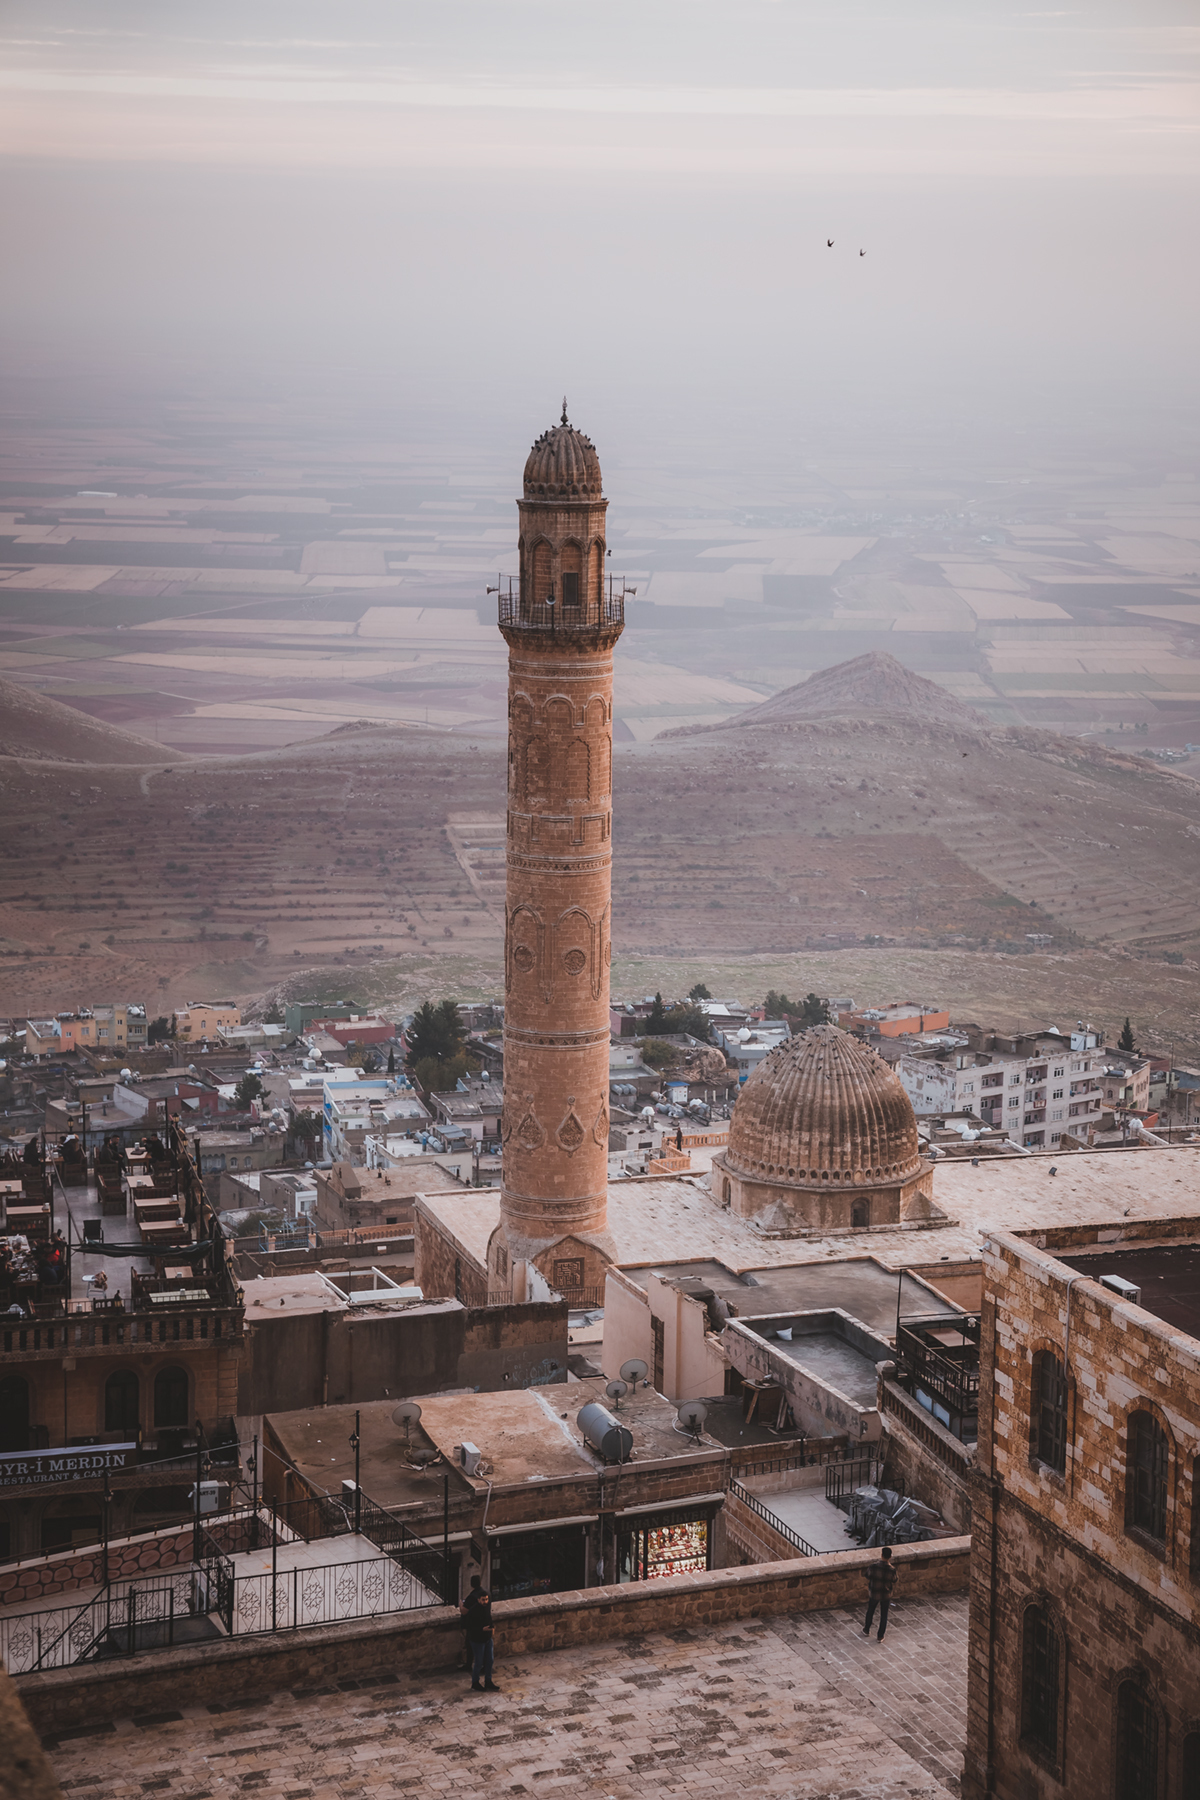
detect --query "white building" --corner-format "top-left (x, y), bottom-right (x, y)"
top-left (323, 1076), bottom-right (429, 1163)
top-left (898, 1026), bottom-right (1104, 1150)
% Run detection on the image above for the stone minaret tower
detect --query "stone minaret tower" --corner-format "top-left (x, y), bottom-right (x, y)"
top-left (497, 404), bottom-right (624, 1296)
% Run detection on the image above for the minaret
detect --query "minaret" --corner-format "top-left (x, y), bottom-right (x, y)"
top-left (497, 404), bottom-right (624, 1295)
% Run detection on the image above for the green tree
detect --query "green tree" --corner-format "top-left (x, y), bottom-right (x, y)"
top-left (234, 1073), bottom-right (265, 1110)
top-left (146, 1015), bottom-right (172, 1045)
top-left (688, 982), bottom-right (712, 1001)
top-left (1119, 1017), bottom-right (1136, 1054)
top-left (763, 989), bottom-right (794, 1017)
top-left (405, 1000), bottom-right (469, 1088)
top-left (662, 1003), bottom-right (711, 1041)
top-left (641, 1038), bottom-right (675, 1069)
top-left (646, 993), bottom-right (669, 1034)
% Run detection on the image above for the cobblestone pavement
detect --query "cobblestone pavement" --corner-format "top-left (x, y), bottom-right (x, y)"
top-left (47, 1595), bottom-right (968, 1800)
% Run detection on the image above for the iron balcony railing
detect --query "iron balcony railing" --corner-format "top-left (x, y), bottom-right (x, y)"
top-left (825, 1456), bottom-right (891, 1509)
top-left (498, 593), bottom-right (624, 633)
top-left (896, 1315), bottom-right (981, 1429)
top-left (727, 1479), bottom-right (818, 1558)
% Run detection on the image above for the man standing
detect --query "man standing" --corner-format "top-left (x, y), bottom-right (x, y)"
top-left (863, 1545), bottom-right (896, 1641)
top-left (461, 1573), bottom-right (499, 1692)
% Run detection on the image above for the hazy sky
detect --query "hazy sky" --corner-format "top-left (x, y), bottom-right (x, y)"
top-left (2, 1), bottom-right (1198, 472)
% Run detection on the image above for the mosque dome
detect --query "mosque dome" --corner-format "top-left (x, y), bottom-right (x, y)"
top-left (725, 1024), bottom-right (921, 1190)
top-left (523, 404), bottom-right (603, 500)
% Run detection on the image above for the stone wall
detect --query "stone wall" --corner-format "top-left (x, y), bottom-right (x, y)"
top-left (722, 1489), bottom-right (804, 1565)
top-left (0, 1525), bottom-right (194, 1609)
top-left (962, 1228), bottom-right (1200, 1800)
top-left (880, 1383), bottom-right (973, 1534)
top-left (16, 1539), bottom-right (971, 1736)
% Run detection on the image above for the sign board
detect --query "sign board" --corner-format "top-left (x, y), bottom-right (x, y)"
top-left (0, 1443), bottom-right (137, 1488)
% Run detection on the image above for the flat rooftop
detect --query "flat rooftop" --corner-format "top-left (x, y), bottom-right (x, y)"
top-left (1061, 1242), bottom-right (1200, 1340)
top-left (46, 1595), bottom-right (970, 1799)
top-left (268, 1379), bottom-right (721, 1506)
top-left (419, 1147), bottom-right (1200, 1288)
top-left (745, 1325), bottom-right (884, 1410)
top-left (638, 1257), bottom-right (953, 1340)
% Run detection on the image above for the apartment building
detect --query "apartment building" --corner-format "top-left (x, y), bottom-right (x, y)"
top-left (898, 1026), bottom-right (1104, 1150)
top-left (176, 1001), bottom-right (241, 1041)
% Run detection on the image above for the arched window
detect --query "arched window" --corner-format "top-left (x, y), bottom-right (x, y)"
top-left (1192, 1454), bottom-right (1200, 1578)
top-left (560, 541), bottom-right (582, 611)
top-left (0, 1375), bottom-right (30, 1454)
top-left (851, 1199), bottom-right (869, 1228)
top-left (1033, 1350), bottom-right (1068, 1474)
top-left (153, 1366), bottom-right (189, 1430)
top-left (105, 1370), bottom-right (140, 1435)
top-left (1116, 1677), bottom-right (1159, 1800)
top-left (1020, 1603), bottom-right (1060, 1758)
top-left (1127, 1411), bottom-right (1169, 1546)
top-left (1183, 1732), bottom-right (1200, 1800)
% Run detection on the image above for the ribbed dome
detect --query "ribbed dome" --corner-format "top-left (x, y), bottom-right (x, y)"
top-left (523, 405), bottom-right (602, 500)
top-left (726, 1024), bottom-right (921, 1190)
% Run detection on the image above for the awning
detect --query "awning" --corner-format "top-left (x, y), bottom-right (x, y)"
top-left (485, 1513), bottom-right (598, 1536)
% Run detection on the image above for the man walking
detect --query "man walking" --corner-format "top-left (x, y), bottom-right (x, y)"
top-left (462, 1573), bottom-right (499, 1692)
top-left (863, 1544), bottom-right (896, 1641)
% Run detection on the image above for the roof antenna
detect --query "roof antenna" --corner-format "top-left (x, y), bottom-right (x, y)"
top-left (561, 396), bottom-right (569, 425)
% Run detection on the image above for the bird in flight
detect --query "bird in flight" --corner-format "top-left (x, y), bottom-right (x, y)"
top-left (827, 239), bottom-right (834, 248)
top-left (859, 249), bottom-right (866, 257)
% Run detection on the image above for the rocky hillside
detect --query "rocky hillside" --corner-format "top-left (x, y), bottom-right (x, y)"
top-left (0, 676), bottom-right (183, 764)
top-left (722, 652), bottom-right (988, 732)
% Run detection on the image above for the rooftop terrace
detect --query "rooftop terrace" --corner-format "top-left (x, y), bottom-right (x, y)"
top-left (44, 1593), bottom-right (970, 1798)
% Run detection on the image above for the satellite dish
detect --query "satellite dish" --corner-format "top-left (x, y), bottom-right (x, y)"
top-left (605, 1379), bottom-right (629, 1408)
top-left (408, 1447), bottom-right (439, 1473)
top-left (391, 1401), bottom-right (422, 1440)
top-left (620, 1358), bottom-right (649, 1385)
top-left (676, 1401), bottom-right (707, 1437)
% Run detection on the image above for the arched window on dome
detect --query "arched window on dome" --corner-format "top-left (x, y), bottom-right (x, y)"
top-left (851, 1199), bottom-right (869, 1229)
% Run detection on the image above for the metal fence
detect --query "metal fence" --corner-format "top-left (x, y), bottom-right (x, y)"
top-left (727, 1480), bottom-right (818, 1558)
top-left (0, 1568), bottom-right (201, 1674)
top-left (231, 1553), bottom-right (438, 1635)
top-left (824, 1456), bottom-right (891, 1509)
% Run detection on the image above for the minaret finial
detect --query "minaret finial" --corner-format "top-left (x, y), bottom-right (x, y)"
top-left (561, 396), bottom-right (569, 426)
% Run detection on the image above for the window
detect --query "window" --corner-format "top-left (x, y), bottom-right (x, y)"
top-left (153, 1366), bottom-right (189, 1430)
top-left (560, 571), bottom-right (580, 609)
top-left (1052, 1088), bottom-right (1064, 1100)
top-left (105, 1370), bottom-right (140, 1435)
top-left (1033, 1351), bottom-right (1068, 1474)
top-left (1127, 1411), bottom-right (1169, 1546)
top-left (1183, 1732), bottom-right (1200, 1800)
top-left (1116, 1678), bottom-right (1159, 1800)
top-left (1053, 1066), bottom-right (1064, 1077)
top-left (851, 1199), bottom-right (869, 1228)
top-left (1009, 1096), bottom-right (1021, 1108)
top-left (1021, 1603), bottom-right (1060, 1758)
top-left (1010, 1075), bottom-right (1022, 1086)
top-left (1192, 1455), bottom-right (1200, 1578)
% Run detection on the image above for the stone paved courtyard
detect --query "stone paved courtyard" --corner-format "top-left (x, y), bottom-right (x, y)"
top-left (47, 1594), bottom-right (969, 1799)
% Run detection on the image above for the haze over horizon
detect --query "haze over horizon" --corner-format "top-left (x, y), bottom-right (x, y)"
top-left (2, 0), bottom-right (1198, 480)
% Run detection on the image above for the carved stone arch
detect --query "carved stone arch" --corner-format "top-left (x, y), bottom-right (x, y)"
top-left (506, 903), bottom-right (544, 993)
top-left (543, 694), bottom-right (573, 733)
top-left (560, 538), bottom-right (583, 610)
top-left (1111, 1665), bottom-right (1166, 1800)
top-left (531, 537), bottom-right (553, 606)
top-left (589, 538), bottom-right (604, 608)
top-left (1019, 1592), bottom-right (1068, 1780)
top-left (524, 736), bottom-right (552, 808)
top-left (564, 737), bottom-right (590, 801)
top-left (1124, 1401), bottom-right (1176, 1552)
top-left (584, 694), bottom-right (608, 729)
top-left (554, 903), bottom-right (595, 985)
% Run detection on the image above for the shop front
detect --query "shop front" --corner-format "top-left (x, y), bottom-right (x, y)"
top-left (616, 1498), bottom-right (721, 1583)
top-left (486, 1514), bottom-right (593, 1601)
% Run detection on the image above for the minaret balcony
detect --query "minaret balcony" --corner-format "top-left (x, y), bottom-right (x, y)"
top-left (498, 592), bottom-right (624, 634)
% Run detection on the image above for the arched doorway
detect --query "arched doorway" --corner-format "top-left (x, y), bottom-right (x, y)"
top-left (105, 1369), bottom-right (140, 1436)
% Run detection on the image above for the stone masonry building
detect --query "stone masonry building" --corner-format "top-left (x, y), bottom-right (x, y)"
top-left (964, 1225), bottom-right (1200, 1799)
top-left (497, 404), bottom-right (625, 1305)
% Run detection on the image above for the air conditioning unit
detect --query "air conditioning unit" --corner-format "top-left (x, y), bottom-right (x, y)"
top-left (189, 1481), bottom-right (223, 1516)
top-left (341, 1479), bottom-right (359, 1507)
top-left (1100, 1273), bottom-right (1142, 1307)
top-left (459, 1441), bottom-right (482, 1476)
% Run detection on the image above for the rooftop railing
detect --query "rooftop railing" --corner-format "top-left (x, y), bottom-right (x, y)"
top-left (498, 592), bottom-right (625, 633)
